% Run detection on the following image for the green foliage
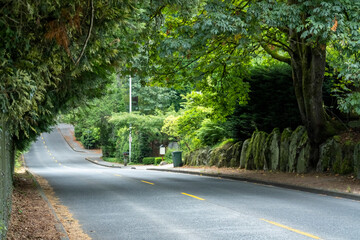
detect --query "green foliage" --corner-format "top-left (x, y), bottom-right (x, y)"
top-left (65, 78), bottom-right (127, 154)
top-left (74, 126), bottom-right (83, 140)
top-left (143, 157), bottom-right (156, 165)
top-left (226, 64), bottom-right (302, 140)
top-left (146, 0), bottom-right (360, 150)
top-left (0, 220), bottom-right (6, 239)
top-left (109, 112), bottom-right (166, 163)
top-left (121, 75), bottom-right (183, 114)
top-left (196, 119), bottom-right (229, 146)
top-left (214, 139), bottom-right (235, 150)
top-left (142, 157), bottom-right (163, 165)
top-left (155, 157), bottom-right (164, 165)
top-left (165, 148), bottom-right (175, 163)
top-left (115, 127), bottom-right (141, 163)
top-left (0, 0), bottom-right (205, 237)
top-left (80, 127), bottom-right (100, 149)
top-left (102, 157), bottom-right (122, 164)
top-left (0, 0), bottom-right (150, 150)
top-left (337, 92), bottom-right (360, 115)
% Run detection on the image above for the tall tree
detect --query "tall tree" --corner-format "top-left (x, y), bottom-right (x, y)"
top-left (147, 0), bottom-right (360, 168)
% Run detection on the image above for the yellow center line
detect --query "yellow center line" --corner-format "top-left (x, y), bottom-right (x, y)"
top-left (181, 192), bottom-right (205, 201)
top-left (55, 160), bottom-right (58, 163)
top-left (261, 219), bottom-right (321, 239)
top-left (114, 174), bottom-right (122, 177)
top-left (141, 180), bottom-right (155, 185)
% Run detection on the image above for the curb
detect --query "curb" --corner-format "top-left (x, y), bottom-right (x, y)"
top-left (148, 168), bottom-right (360, 202)
top-left (85, 157), bottom-right (123, 168)
top-left (25, 168), bottom-right (70, 240)
top-left (56, 127), bottom-right (86, 153)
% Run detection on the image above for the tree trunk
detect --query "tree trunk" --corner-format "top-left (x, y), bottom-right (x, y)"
top-left (289, 31), bottom-right (329, 168)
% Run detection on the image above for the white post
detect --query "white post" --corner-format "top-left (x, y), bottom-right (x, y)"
top-left (129, 76), bottom-right (132, 164)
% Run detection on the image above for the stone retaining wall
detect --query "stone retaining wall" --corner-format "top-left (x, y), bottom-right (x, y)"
top-left (184, 126), bottom-right (360, 177)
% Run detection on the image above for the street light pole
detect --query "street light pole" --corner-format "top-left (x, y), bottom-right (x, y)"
top-left (129, 76), bottom-right (132, 165)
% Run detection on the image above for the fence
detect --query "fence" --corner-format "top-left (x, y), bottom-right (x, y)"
top-left (0, 118), bottom-right (14, 239)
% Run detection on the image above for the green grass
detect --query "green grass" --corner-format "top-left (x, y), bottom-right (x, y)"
top-left (212, 138), bottom-right (235, 149)
top-left (128, 162), bottom-right (144, 166)
top-left (102, 157), bottom-right (122, 163)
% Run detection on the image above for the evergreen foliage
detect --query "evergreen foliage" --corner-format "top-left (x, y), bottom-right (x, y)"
top-left (226, 64), bottom-right (301, 140)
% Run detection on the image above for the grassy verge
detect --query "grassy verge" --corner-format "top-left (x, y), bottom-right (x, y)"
top-left (102, 157), bottom-right (122, 163)
top-left (102, 157), bottom-right (143, 165)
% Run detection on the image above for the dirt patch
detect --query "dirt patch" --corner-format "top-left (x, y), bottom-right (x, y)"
top-left (6, 170), bottom-right (64, 240)
top-left (34, 175), bottom-right (91, 240)
top-left (338, 129), bottom-right (360, 144)
top-left (7, 160), bottom-right (91, 240)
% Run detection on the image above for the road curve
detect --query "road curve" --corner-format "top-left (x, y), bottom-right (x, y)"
top-left (25, 128), bottom-right (360, 240)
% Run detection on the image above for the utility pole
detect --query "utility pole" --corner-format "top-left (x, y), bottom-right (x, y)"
top-left (129, 76), bottom-right (132, 165)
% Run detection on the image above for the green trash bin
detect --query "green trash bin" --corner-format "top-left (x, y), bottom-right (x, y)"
top-left (172, 151), bottom-right (183, 167)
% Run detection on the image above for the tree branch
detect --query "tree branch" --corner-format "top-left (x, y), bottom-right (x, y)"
top-left (74, 0), bottom-right (94, 66)
top-left (260, 42), bottom-right (291, 65)
top-left (150, 5), bottom-right (166, 20)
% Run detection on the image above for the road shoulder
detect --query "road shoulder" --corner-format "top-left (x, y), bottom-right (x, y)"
top-left (148, 166), bottom-right (360, 201)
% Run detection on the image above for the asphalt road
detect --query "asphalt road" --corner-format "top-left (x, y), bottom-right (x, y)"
top-left (25, 128), bottom-right (360, 240)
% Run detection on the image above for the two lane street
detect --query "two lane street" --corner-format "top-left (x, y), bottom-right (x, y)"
top-left (25, 128), bottom-right (360, 239)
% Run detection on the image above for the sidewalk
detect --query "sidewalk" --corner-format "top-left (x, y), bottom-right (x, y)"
top-left (58, 124), bottom-right (360, 201)
top-left (57, 123), bottom-right (102, 158)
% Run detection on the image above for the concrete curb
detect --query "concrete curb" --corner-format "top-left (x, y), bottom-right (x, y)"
top-left (148, 168), bottom-right (360, 202)
top-left (56, 127), bottom-right (86, 153)
top-left (25, 168), bottom-right (70, 240)
top-left (85, 157), bottom-right (123, 168)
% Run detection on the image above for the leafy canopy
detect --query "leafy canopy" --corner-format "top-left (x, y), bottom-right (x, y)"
top-left (147, 0), bottom-right (360, 116)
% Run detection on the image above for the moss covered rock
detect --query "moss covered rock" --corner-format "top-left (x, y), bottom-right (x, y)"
top-left (209, 142), bottom-right (234, 167)
top-left (240, 139), bottom-right (250, 169)
top-left (331, 141), bottom-right (354, 174)
top-left (245, 132), bottom-right (257, 170)
top-left (279, 128), bottom-right (292, 171)
top-left (197, 148), bottom-right (212, 166)
top-left (317, 138), bottom-right (342, 172)
top-left (229, 141), bottom-right (243, 167)
top-left (296, 132), bottom-right (310, 173)
top-left (354, 143), bottom-right (360, 179)
top-left (333, 142), bottom-right (355, 174)
top-left (251, 131), bottom-right (268, 170)
top-left (184, 148), bottom-right (211, 166)
top-left (265, 128), bottom-right (281, 171)
top-left (288, 126), bottom-right (306, 172)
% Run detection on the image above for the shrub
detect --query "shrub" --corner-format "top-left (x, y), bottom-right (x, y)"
top-left (102, 145), bottom-right (116, 157)
top-left (197, 119), bottom-right (228, 146)
top-left (80, 127), bottom-right (100, 149)
top-left (155, 157), bottom-right (164, 165)
top-left (143, 157), bottom-right (155, 165)
top-left (74, 126), bottom-right (83, 140)
top-left (165, 148), bottom-right (175, 163)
